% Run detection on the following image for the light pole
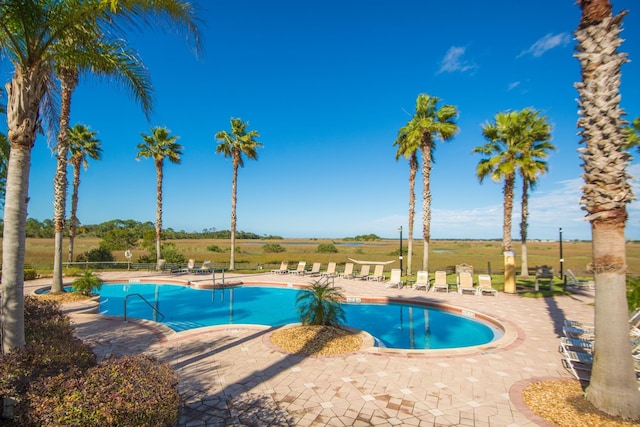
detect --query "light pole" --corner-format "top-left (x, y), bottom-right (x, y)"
top-left (559, 227), bottom-right (564, 281)
top-left (398, 226), bottom-right (403, 276)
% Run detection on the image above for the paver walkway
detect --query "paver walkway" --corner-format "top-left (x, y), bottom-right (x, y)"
top-left (26, 271), bottom-right (596, 426)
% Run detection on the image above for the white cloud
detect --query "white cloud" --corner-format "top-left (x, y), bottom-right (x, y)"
top-left (437, 46), bottom-right (478, 74)
top-left (508, 81), bottom-right (521, 91)
top-left (518, 33), bottom-right (571, 58)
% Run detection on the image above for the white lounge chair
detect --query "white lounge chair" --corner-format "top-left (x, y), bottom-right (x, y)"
top-left (413, 271), bottom-right (429, 291)
top-left (457, 272), bottom-right (475, 295)
top-left (566, 269), bottom-right (594, 290)
top-left (367, 265), bottom-right (385, 282)
top-left (355, 265), bottom-right (371, 280)
top-left (321, 262), bottom-right (337, 278)
top-left (271, 261), bottom-right (289, 275)
top-left (431, 271), bottom-right (448, 292)
top-left (288, 261), bottom-right (307, 275)
top-left (307, 262), bottom-right (321, 277)
top-left (339, 262), bottom-right (354, 279)
top-left (179, 259), bottom-right (196, 273)
top-left (563, 325), bottom-right (595, 341)
top-left (562, 348), bottom-right (593, 381)
top-left (385, 269), bottom-right (403, 288)
top-left (476, 274), bottom-right (497, 296)
top-left (194, 260), bottom-right (213, 274)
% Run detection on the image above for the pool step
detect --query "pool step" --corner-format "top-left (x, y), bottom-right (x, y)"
top-left (164, 320), bottom-right (206, 332)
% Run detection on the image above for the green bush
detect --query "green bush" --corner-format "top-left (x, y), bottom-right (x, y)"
top-left (71, 270), bottom-right (103, 296)
top-left (138, 242), bottom-right (186, 264)
top-left (24, 269), bottom-right (37, 280)
top-left (627, 275), bottom-right (640, 311)
top-left (264, 243), bottom-right (286, 253)
top-left (76, 247), bottom-right (115, 263)
top-left (317, 243), bottom-right (338, 253)
top-left (207, 244), bottom-right (223, 252)
top-left (25, 355), bottom-right (180, 427)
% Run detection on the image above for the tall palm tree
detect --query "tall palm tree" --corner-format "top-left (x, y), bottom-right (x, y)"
top-left (215, 118), bottom-right (262, 271)
top-left (393, 134), bottom-right (419, 275)
top-left (51, 37), bottom-right (153, 293)
top-left (514, 109), bottom-right (554, 278)
top-left (67, 124), bottom-right (102, 263)
top-left (474, 110), bottom-right (527, 253)
top-left (0, 0), bottom-right (201, 354)
top-left (400, 94), bottom-right (458, 271)
top-left (136, 126), bottom-right (182, 265)
top-left (575, 0), bottom-right (640, 418)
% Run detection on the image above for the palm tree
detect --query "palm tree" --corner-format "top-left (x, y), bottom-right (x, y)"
top-left (575, 0), bottom-right (640, 418)
top-left (136, 127), bottom-right (183, 265)
top-left (0, 0), bottom-right (201, 354)
top-left (514, 109), bottom-right (554, 278)
top-left (296, 281), bottom-right (346, 326)
top-left (393, 134), bottom-right (419, 275)
top-left (623, 117), bottom-right (640, 149)
top-left (215, 118), bottom-right (262, 271)
top-left (474, 110), bottom-right (527, 253)
top-left (399, 94), bottom-right (458, 271)
top-left (67, 124), bottom-right (103, 264)
top-left (51, 37), bottom-right (153, 293)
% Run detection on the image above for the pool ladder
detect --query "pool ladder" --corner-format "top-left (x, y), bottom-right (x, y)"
top-left (124, 293), bottom-right (165, 322)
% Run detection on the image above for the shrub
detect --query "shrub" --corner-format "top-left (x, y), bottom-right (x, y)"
top-left (207, 244), bottom-right (223, 252)
top-left (264, 243), bottom-right (286, 253)
top-left (138, 242), bottom-right (186, 264)
top-left (71, 270), bottom-right (103, 296)
top-left (24, 269), bottom-right (37, 280)
top-left (627, 275), bottom-right (640, 311)
top-left (76, 247), bottom-right (114, 263)
top-left (25, 355), bottom-right (180, 427)
top-left (317, 243), bottom-right (338, 253)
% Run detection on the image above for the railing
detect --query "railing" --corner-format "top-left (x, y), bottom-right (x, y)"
top-left (124, 293), bottom-right (165, 322)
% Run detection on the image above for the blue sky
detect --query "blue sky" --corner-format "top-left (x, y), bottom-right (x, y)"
top-left (6, 0), bottom-right (640, 240)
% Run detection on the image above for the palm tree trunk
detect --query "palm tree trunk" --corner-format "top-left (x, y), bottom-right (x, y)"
top-left (2, 68), bottom-right (47, 354)
top-left (52, 70), bottom-right (77, 292)
top-left (421, 141), bottom-right (432, 271)
top-left (229, 159), bottom-right (239, 270)
top-left (155, 159), bottom-right (163, 264)
top-left (68, 162), bottom-right (81, 263)
top-left (576, 0), bottom-right (640, 417)
top-left (407, 154), bottom-right (417, 275)
top-left (520, 179), bottom-right (530, 277)
top-left (502, 175), bottom-right (514, 251)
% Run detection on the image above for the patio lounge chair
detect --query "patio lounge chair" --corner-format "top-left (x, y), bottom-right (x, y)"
top-left (179, 259), bottom-right (196, 273)
top-left (566, 269), bottom-right (595, 290)
top-left (367, 265), bottom-right (385, 282)
top-left (476, 274), bottom-right (498, 296)
top-left (560, 337), bottom-right (593, 354)
top-left (431, 271), bottom-right (449, 292)
top-left (194, 260), bottom-right (213, 274)
top-left (385, 268), bottom-right (403, 288)
top-left (339, 262), bottom-right (354, 279)
top-left (457, 271), bottom-right (476, 295)
top-left (271, 261), bottom-right (289, 274)
top-left (321, 262), bottom-right (337, 278)
top-left (413, 271), bottom-right (430, 291)
top-left (288, 261), bottom-right (307, 275)
top-left (563, 325), bottom-right (595, 341)
top-left (562, 348), bottom-right (593, 381)
top-left (307, 262), bottom-right (322, 277)
top-left (355, 265), bottom-right (371, 280)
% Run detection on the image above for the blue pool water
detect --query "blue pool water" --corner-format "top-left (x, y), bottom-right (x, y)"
top-left (97, 283), bottom-right (498, 350)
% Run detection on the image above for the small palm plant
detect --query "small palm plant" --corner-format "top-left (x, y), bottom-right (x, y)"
top-left (296, 281), bottom-right (346, 326)
top-left (71, 270), bottom-right (103, 296)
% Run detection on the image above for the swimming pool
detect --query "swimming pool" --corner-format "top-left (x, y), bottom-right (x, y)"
top-left (97, 283), bottom-right (500, 350)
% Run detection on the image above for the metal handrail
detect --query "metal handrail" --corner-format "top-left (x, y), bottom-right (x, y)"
top-left (124, 293), bottom-right (165, 322)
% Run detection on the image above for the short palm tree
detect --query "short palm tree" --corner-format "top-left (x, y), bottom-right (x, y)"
top-left (296, 281), bottom-right (346, 326)
top-left (215, 118), bottom-right (262, 270)
top-left (67, 124), bottom-right (103, 263)
top-left (575, 0), bottom-right (640, 418)
top-left (514, 109), bottom-right (554, 277)
top-left (137, 127), bottom-right (183, 265)
top-left (399, 94), bottom-right (458, 271)
top-left (393, 133), bottom-right (419, 275)
top-left (71, 270), bottom-right (103, 296)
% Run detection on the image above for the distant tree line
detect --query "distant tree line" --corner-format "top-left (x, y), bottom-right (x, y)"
top-left (0, 218), bottom-right (282, 240)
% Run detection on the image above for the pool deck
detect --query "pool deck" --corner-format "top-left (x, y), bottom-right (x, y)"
top-left (25, 271), bottom-right (596, 426)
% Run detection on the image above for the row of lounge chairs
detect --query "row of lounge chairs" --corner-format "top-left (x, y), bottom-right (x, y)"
top-left (271, 261), bottom-right (388, 281)
top-left (414, 270), bottom-right (497, 296)
top-left (161, 259), bottom-right (213, 274)
top-left (561, 308), bottom-right (640, 383)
